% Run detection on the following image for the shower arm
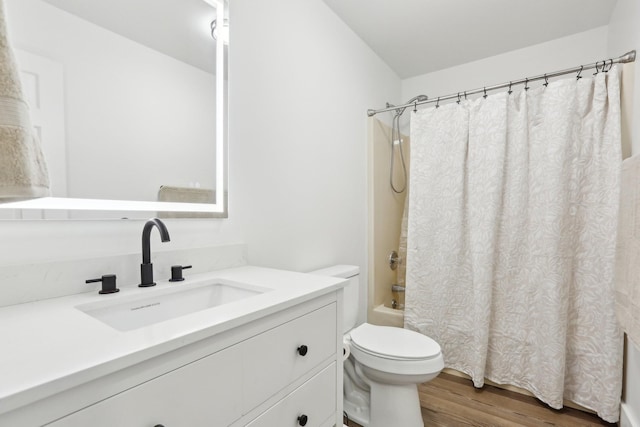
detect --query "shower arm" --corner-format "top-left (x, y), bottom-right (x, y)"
top-left (387, 95), bottom-right (429, 117)
top-left (367, 50), bottom-right (636, 117)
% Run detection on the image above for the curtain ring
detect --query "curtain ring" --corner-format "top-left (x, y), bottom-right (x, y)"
top-left (413, 101), bottom-right (417, 113)
top-left (464, 91), bottom-right (467, 100)
top-left (524, 78), bottom-right (529, 91)
top-left (605, 58), bottom-right (614, 72)
top-left (594, 61), bottom-right (603, 76)
top-left (436, 97), bottom-right (440, 108)
top-left (576, 65), bottom-right (583, 80)
top-left (483, 87), bottom-right (487, 99)
top-left (543, 74), bottom-right (549, 87)
top-left (508, 81), bottom-right (513, 95)
top-left (457, 92), bottom-right (461, 104)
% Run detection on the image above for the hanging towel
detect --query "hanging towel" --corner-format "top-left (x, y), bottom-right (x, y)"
top-left (0, 0), bottom-right (49, 200)
top-left (615, 154), bottom-right (640, 348)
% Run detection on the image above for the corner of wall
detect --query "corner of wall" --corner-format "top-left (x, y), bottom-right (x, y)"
top-left (621, 402), bottom-right (640, 427)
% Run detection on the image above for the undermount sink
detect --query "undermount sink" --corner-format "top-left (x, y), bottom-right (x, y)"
top-left (76, 280), bottom-right (268, 331)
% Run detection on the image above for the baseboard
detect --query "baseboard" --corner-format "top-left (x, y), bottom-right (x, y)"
top-left (621, 403), bottom-right (640, 427)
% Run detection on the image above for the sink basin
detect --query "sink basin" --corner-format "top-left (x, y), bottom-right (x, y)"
top-left (77, 280), bottom-right (267, 331)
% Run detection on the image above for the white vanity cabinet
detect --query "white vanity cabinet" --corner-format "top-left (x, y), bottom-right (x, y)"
top-left (245, 363), bottom-right (337, 427)
top-left (1, 290), bottom-right (343, 427)
top-left (48, 345), bottom-right (245, 427)
top-left (242, 301), bottom-right (337, 412)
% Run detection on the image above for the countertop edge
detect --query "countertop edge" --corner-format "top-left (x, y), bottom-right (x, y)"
top-left (0, 266), bottom-right (347, 416)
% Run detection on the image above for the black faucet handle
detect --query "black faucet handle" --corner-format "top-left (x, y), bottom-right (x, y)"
top-left (169, 265), bottom-right (193, 282)
top-left (86, 274), bottom-right (120, 294)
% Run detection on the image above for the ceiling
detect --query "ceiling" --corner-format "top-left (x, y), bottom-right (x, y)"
top-left (321, 0), bottom-right (617, 79)
top-left (42, 0), bottom-right (615, 79)
top-left (43, 0), bottom-right (219, 73)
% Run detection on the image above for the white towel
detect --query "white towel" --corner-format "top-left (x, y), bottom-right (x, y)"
top-left (0, 0), bottom-right (49, 200)
top-left (615, 154), bottom-right (640, 348)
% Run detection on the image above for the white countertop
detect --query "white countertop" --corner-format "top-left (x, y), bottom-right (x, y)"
top-left (0, 266), bottom-right (346, 415)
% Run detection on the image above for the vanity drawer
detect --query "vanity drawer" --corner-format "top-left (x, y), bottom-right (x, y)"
top-left (242, 303), bottom-right (337, 412)
top-left (246, 362), bottom-right (337, 427)
top-left (48, 344), bottom-right (243, 427)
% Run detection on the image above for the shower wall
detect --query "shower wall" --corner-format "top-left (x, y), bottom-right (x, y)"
top-left (367, 118), bottom-right (408, 326)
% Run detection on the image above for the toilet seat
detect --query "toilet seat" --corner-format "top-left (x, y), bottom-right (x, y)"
top-left (347, 323), bottom-right (444, 376)
top-left (311, 265), bottom-right (443, 427)
top-left (350, 323), bottom-right (441, 360)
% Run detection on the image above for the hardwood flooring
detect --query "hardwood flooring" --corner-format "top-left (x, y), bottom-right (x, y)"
top-left (343, 372), bottom-right (615, 427)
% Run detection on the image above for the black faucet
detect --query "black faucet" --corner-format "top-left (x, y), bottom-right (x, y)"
top-left (139, 218), bottom-right (170, 287)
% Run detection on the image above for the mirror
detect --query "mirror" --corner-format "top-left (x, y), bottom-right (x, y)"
top-left (1, 0), bottom-right (227, 219)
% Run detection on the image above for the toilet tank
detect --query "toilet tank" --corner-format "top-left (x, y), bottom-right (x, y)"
top-left (309, 265), bottom-right (359, 333)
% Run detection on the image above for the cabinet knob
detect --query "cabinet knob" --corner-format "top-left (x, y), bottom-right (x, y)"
top-left (297, 414), bottom-right (308, 426)
top-left (297, 345), bottom-right (308, 356)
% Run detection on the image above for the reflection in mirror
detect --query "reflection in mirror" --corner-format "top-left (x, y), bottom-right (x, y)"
top-left (0, 0), bottom-right (227, 219)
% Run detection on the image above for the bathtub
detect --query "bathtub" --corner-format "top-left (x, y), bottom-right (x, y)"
top-left (368, 303), bottom-right (404, 328)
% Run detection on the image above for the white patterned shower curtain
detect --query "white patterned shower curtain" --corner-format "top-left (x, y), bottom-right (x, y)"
top-left (403, 67), bottom-right (623, 422)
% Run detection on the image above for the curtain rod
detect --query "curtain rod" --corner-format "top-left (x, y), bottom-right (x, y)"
top-left (367, 50), bottom-right (636, 117)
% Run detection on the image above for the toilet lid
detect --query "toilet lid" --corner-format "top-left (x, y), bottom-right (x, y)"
top-left (349, 323), bottom-right (441, 360)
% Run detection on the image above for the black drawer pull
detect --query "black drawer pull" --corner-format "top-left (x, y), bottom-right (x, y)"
top-left (297, 345), bottom-right (308, 356)
top-left (154, 425), bottom-right (165, 427)
top-left (298, 414), bottom-right (308, 426)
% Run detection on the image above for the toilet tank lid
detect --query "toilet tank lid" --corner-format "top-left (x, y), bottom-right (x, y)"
top-left (308, 265), bottom-right (359, 278)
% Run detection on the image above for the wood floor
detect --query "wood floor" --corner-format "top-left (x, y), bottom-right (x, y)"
top-left (343, 372), bottom-right (615, 427)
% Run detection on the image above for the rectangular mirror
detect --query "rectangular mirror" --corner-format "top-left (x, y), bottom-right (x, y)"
top-left (0, 0), bottom-right (227, 219)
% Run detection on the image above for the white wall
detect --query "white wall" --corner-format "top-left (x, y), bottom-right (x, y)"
top-left (6, 0), bottom-right (216, 202)
top-left (608, 0), bottom-right (640, 155)
top-left (624, 342), bottom-right (640, 427)
top-left (398, 26), bottom-right (608, 142)
top-left (402, 26), bottom-right (608, 107)
top-left (0, 0), bottom-right (400, 326)
top-left (228, 0), bottom-right (400, 321)
top-left (607, 1), bottom-right (640, 425)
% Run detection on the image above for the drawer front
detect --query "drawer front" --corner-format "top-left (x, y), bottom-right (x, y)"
top-left (246, 362), bottom-right (337, 427)
top-left (242, 303), bottom-right (337, 411)
top-left (48, 344), bottom-right (243, 427)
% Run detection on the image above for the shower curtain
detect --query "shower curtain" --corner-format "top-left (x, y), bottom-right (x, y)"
top-left (404, 67), bottom-right (623, 422)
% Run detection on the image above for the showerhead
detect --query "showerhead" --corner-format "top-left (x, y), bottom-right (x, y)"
top-left (387, 97), bottom-right (428, 194)
top-left (407, 95), bottom-right (429, 104)
top-left (390, 94), bottom-right (429, 117)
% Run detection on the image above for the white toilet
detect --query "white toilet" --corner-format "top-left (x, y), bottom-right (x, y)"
top-left (310, 265), bottom-right (444, 427)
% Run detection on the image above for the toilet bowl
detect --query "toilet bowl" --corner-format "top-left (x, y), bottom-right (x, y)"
top-left (310, 265), bottom-right (443, 427)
